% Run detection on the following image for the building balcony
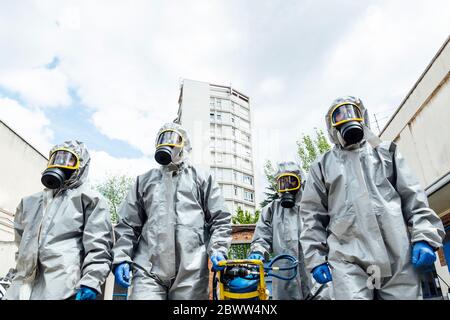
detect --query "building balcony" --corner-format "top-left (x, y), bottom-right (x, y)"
top-left (209, 148), bottom-right (253, 161)
top-left (211, 163), bottom-right (254, 176)
top-left (209, 107), bottom-right (250, 123)
top-left (210, 133), bottom-right (252, 148)
top-left (209, 119), bottom-right (251, 135)
top-left (216, 180), bottom-right (255, 191)
top-left (224, 197), bottom-right (255, 206)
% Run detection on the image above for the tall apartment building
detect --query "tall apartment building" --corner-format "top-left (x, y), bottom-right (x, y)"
top-left (176, 79), bottom-right (256, 214)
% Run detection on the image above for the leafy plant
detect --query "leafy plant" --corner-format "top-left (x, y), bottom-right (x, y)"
top-left (260, 160), bottom-right (279, 208)
top-left (95, 175), bottom-right (134, 223)
top-left (296, 129), bottom-right (331, 173)
top-left (232, 206), bottom-right (260, 224)
top-left (228, 244), bottom-right (252, 260)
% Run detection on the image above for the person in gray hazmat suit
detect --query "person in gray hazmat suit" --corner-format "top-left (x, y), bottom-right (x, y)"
top-left (249, 161), bottom-right (332, 300)
top-left (112, 122), bottom-right (232, 300)
top-left (6, 140), bottom-right (113, 300)
top-left (299, 96), bottom-right (445, 299)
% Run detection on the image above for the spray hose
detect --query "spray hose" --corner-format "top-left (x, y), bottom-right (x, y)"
top-left (265, 254), bottom-right (299, 280)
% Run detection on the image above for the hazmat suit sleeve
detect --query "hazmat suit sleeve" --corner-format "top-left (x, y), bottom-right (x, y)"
top-left (79, 193), bottom-right (114, 293)
top-left (299, 161), bottom-right (330, 272)
top-left (202, 173), bottom-right (232, 256)
top-left (13, 199), bottom-right (25, 263)
top-left (112, 179), bottom-right (145, 267)
top-left (251, 204), bottom-right (273, 261)
top-left (394, 148), bottom-right (445, 249)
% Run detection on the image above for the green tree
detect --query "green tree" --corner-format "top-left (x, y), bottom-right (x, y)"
top-left (296, 128), bottom-right (331, 172)
top-left (260, 160), bottom-right (279, 208)
top-left (260, 129), bottom-right (332, 207)
top-left (232, 206), bottom-right (260, 224)
top-left (95, 175), bottom-right (134, 223)
top-left (228, 244), bottom-right (252, 260)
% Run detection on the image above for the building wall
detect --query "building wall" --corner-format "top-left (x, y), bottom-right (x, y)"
top-left (393, 76), bottom-right (450, 188)
top-left (380, 37), bottom-right (450, 298)
top-left (178, 79), bottom-right (257, 215)
top-left (178, 79), bottom-right (212, 172)
top-left (0, 120), bottom-right (48, 276)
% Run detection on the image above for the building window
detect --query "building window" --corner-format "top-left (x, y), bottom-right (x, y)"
top-left (210, 98), bottom-right (215, 108)
top-left (231, 117), bottom-right (235, 124)
top-left (216, 168), bottom-right (223, 180)
top-left (210, 113), bottom-right (215, 121)
top-left (244, 190), bottom-right (254, 202)
top-left (241, 120), bottom-right (250, 130)
top-left (234, 186), bottom-right (238, 196)
top-left (217, 113), bottom-right (222, 122)
top-left (216, 125), bottom-right (222, 136)
top-left (242, 108), bottom-right (249, 118)
top-left (216, 153), bottom-right (223, 163)
top-left (216, 98), bottom-right (222, 108)
top-left (243, 174), bottom-right (253, 186)
top-left (233, 171), bottom-right (237, 181)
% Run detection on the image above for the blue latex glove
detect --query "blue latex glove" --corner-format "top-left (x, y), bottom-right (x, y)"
top-left (412, 241), bottom-right (436, 267)
top-left (248, 252), bottom-right (264, 261)
top-left (75, 286), bottom-right (97, 300)
top-left (114, 262), bottom-right (131, 288)
top-left (211, 253), bottom-right (226, 271)
top-left (312, 263), bottom-right (332, 284)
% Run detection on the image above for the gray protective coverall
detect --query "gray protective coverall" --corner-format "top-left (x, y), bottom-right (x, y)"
top-left (251, 162), bottom-right (311, 300)
top-left (6, 141), bottom-right (113, 300)
top-left (112, 123), bottom-right (232, 300)
top-left (300, 97), bottom-right (445, 300)
top-left (251, 162), bottom-right (331, 300)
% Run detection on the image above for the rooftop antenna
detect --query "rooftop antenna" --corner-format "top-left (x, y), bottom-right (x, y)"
top-left (373, 113), bottom-right (381, 134)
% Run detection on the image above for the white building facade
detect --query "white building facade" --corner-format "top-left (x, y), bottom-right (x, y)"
top-left (176, 79), bottom-right (256, 214)
top-left (380, 36), bottom-right (450, 299)
top-left (0, 120), bottom-right (48, 277)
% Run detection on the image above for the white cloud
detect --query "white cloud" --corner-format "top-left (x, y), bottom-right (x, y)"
top-left (0, 68), bottom-right (71, 108)
top-left (320, 0), bottom-right (450, 104)
top-left (88, 150), bottom-right (156, 185)
top-left (258, 77), bottom-right (285, 97)
top-left (0, 97), bottom-right (53, 154)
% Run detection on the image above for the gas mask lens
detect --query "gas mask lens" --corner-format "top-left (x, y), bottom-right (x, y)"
top-left (48, 149), bottom-right (79, 170)
top-left (156, 130), bottom-right (183, 148)
top-left (331, 103), bottom-right (363, 127)
top-left (155, 130), bottom-right (184, 166)
top-left (277, 174), bottom-right (301, 193)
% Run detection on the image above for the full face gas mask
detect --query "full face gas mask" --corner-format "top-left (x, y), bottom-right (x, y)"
top-left (41, 149), bottom-right (79, 189)
top-left (331, 103), bottom-right (364, 146)
top-left (154, 129), bottom-right (184, 166)
top-left (277, 173), bottom-right (301, 208)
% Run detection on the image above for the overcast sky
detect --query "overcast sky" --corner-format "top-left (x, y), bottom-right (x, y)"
top-left (0, 0), bottom-right (449, 207)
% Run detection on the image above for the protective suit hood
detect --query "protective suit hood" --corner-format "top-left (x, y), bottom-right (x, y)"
top-left (274, 161), bottom-right (305, 204)
top-left (325, 96), bottom-right (375, 149)
top-left (7, 140), bottom-right (112, 300)
top-left (46, 140), bottom-right (90, 191)
top-left (155, 122), bottom-right (192, 166)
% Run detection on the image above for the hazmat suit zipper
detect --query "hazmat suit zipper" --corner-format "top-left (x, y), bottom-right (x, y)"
top-left (22, 190), bottom-right (54, 298)
top-left (37, 190), bottom-right (54, 247)
top-left (172, 169), bottom-right (182, 279)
